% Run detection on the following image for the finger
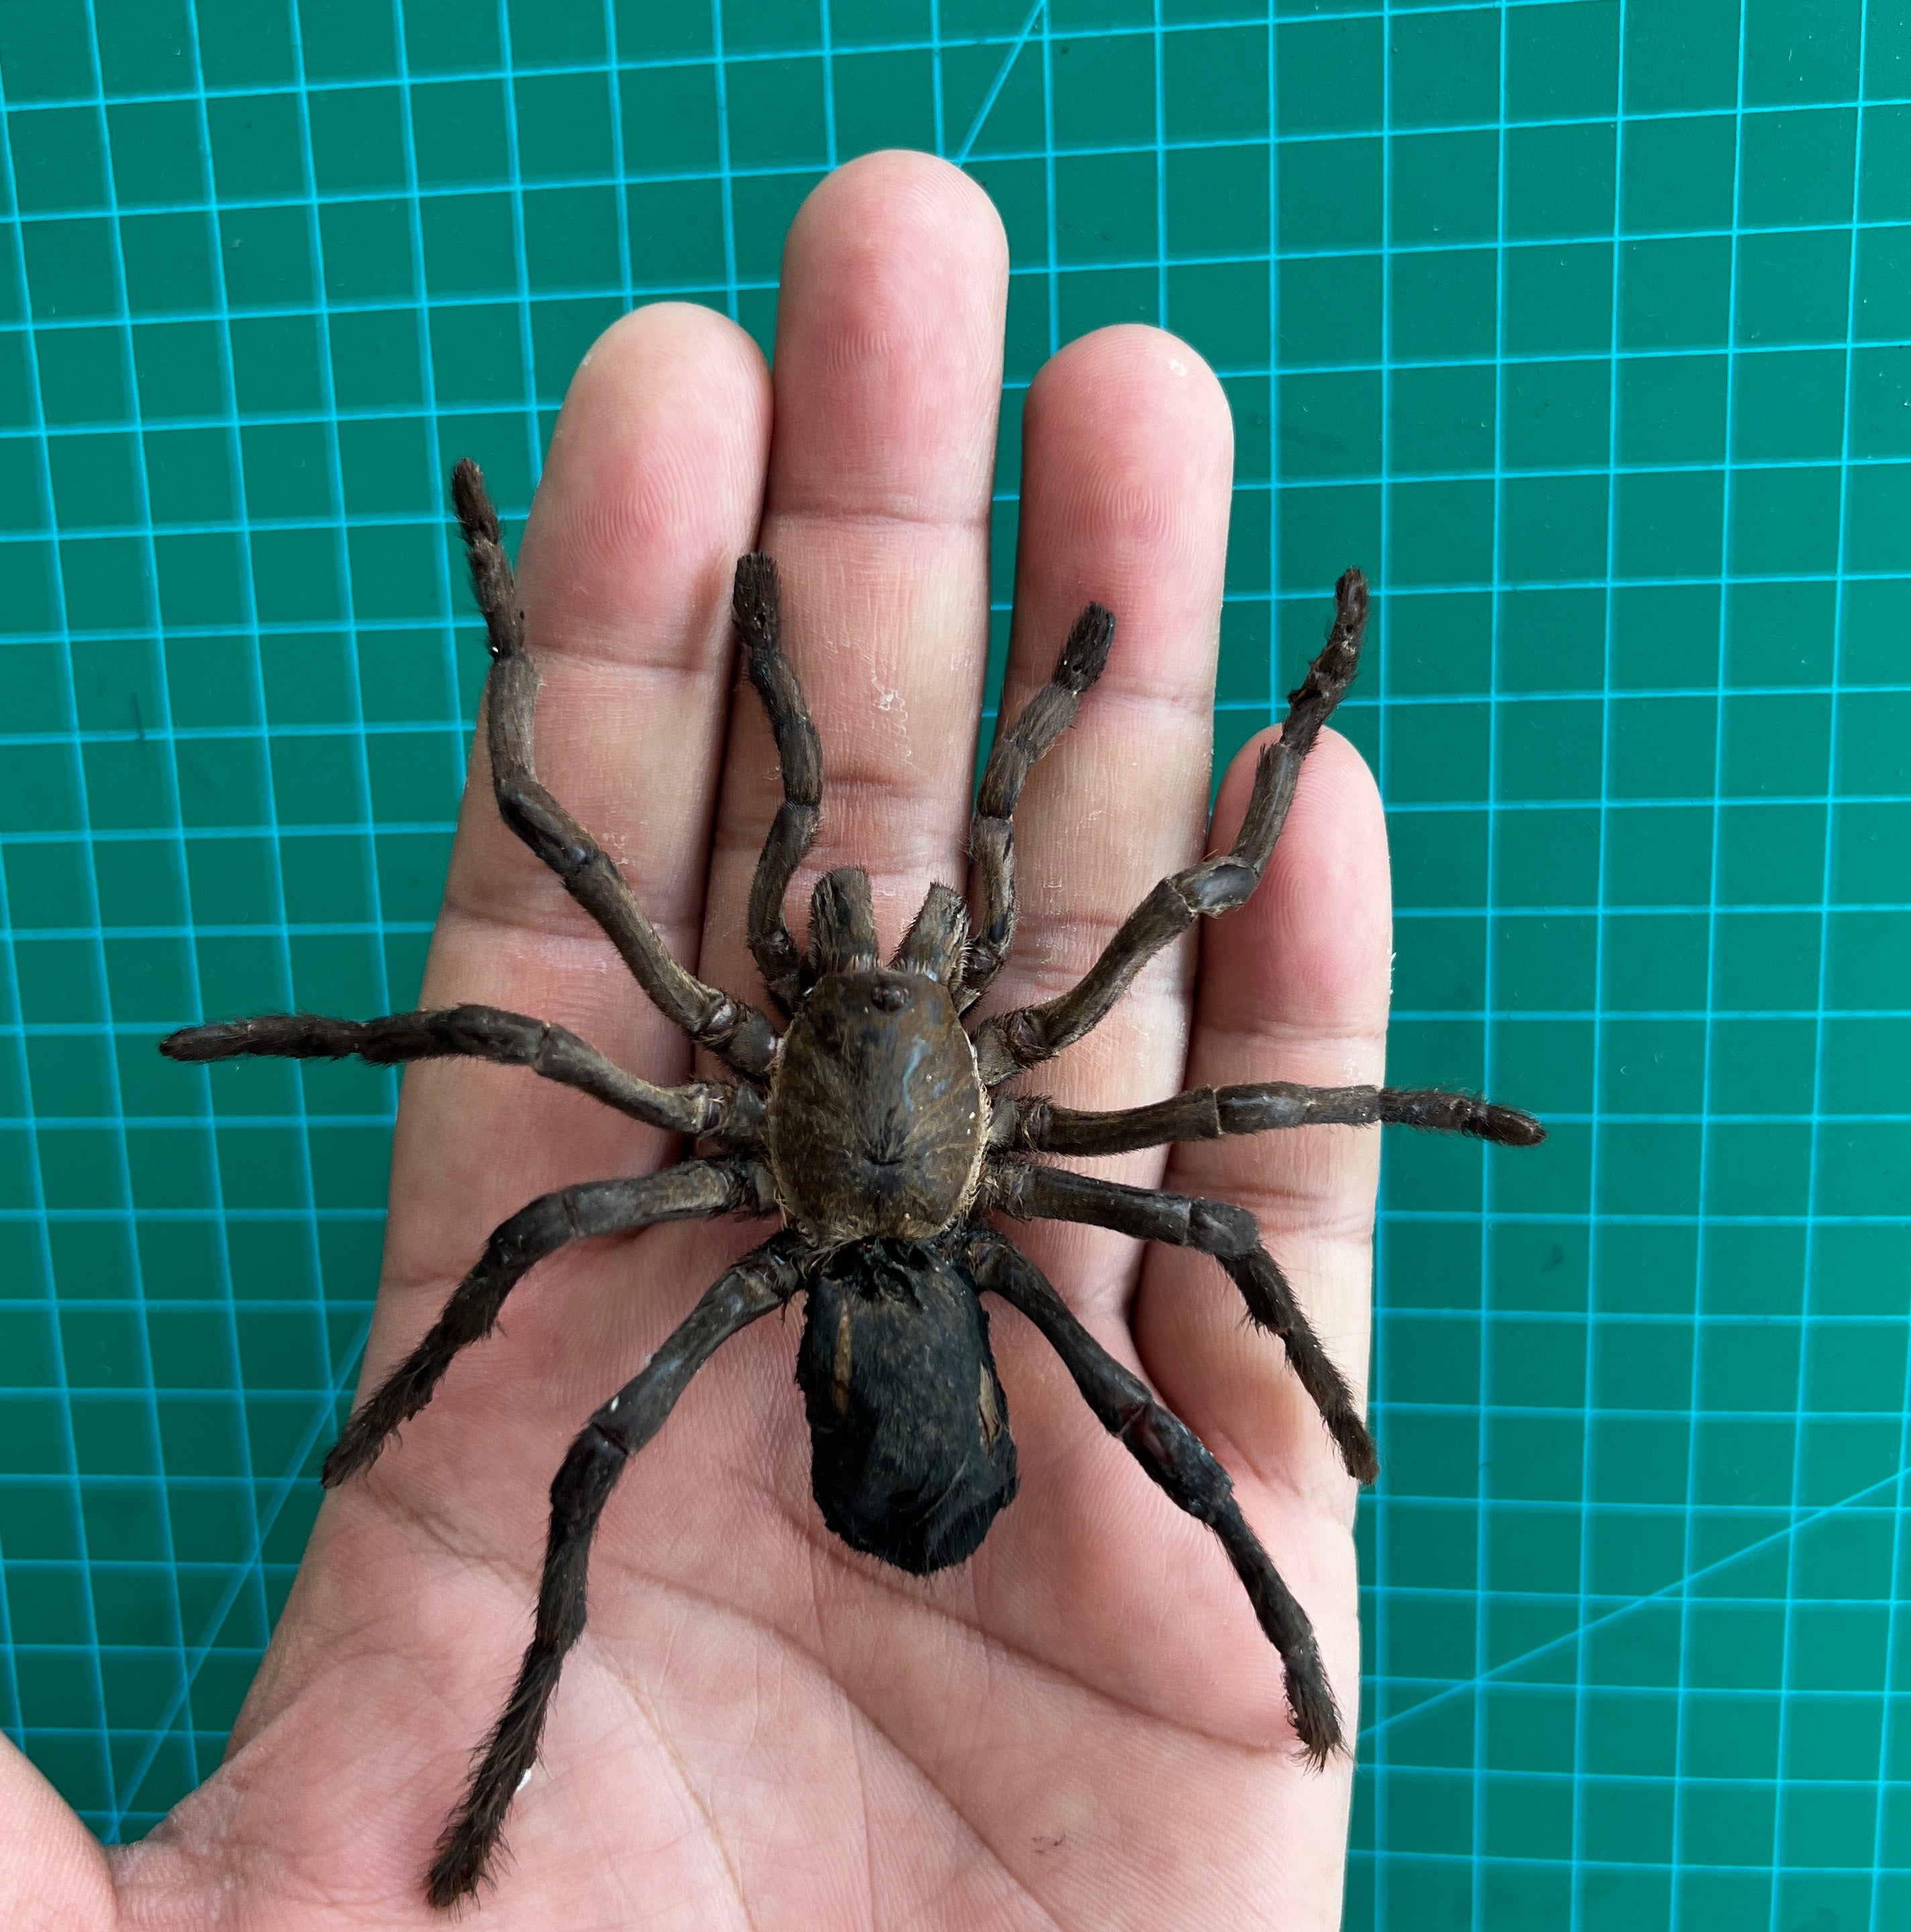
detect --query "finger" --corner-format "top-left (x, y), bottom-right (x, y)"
top-left (1134, 723), bottom-right (1392, 1512)
top-left (978, 325), bottom-right (1236, 1331)
top-left (379, 305), bottom-right (771, 1318)
top-left (697, 150), bottom-right (1008, 995)
top-left (0, 1736), bottom-right (113, 1931)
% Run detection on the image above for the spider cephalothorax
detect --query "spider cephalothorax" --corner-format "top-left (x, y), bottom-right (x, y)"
top-left (163, 460), bottom-right (1543, 1908)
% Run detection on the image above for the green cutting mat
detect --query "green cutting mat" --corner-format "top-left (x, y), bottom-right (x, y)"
top-left (1, 3), bottom-right (1906, 1927)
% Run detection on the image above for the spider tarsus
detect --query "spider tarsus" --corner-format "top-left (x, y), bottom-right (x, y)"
top-left (428, 1425), bottom-right (626, 1902)
top-left (158, 1019), bottom-right (263, 1061)
top-left (322, 1334), bottom-right (464, 1487)
top-left (1380, 1086), bottom-right (1547, 1148)
top-left (732, 549), bottom-right (779, 640)
top-left (1329, 1410), bottom-right (1380, 1488)
top-left (1476, 1102), bottom-right (1546, 1147)
top-left (451, 459), bottom-right (521, 665)
top-left (1205, 1497), bottom-right (1346, 1760)
top-left (317, 1431), bottom-right (374, 1491)
top-left (993, 1161), bottom-right (1378, 1488)
top-left (1285, 1658), bottom-right (1344, 1770)
top-left (1333, 563), bottom-right (1368, 630)
top-left (321, 1376), bottom-right (425, 1489)
top-left (1055, 600), bottom-right (1115, 691)
top-left (450, 456), bottom-right (502, 557)
top-left (1225, 1250), bottom-right (1376, 1488)
top-left (1276, 563), bottom-right (1368, 745)
top-left (971, 576), bottom-right (1373, 1085)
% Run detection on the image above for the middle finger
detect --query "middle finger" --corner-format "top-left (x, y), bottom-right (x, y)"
top-left (697, 151), bottom-right (1009, 995)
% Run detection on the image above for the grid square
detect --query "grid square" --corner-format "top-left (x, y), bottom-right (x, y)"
top-left (1621, 113), bottom-right (1736, 235)
top-left (1506, 1), bottom-right (1619, 123)
top-left (832, 48), bottom-right (938, 158)
top-left (1623, 0), bottom-right (1741, 116)
top-left (1276, 15), bottom-right (1382, 136)
top-left (1392, 130), bottom-right (1496, 249)
top-left (1507, 123), bottom-right (1615, 243)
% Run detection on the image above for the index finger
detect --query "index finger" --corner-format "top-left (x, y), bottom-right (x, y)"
top-left (378, 307), bottom-right (771, 1317)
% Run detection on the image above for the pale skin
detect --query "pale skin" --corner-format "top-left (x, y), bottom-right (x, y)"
top-left (3, 151), bottom-right (1391, 1930)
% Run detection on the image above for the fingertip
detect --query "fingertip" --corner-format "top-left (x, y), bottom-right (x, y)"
top-left (772, 150), bottom-right (1009, 523)
top-left (1014, 325), bottom-right (1235, 666)
top-left (786, 148), bottom-right (1009, 281)
top-left (1032, 322), bottom-right (1233, 448)
top-left (551, 299), bottom-right (773, 472)
top-left (518, 301), bottom-right (775, 652)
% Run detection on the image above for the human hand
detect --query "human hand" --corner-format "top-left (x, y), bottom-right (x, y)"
top-left (5, 150), bottom-right (1397, 1931)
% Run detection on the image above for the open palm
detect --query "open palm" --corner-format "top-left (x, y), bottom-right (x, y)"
top-left (7, 152), bottom-right (1397, 1931)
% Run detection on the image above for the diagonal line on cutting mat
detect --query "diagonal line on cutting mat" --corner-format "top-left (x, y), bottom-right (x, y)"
top-left (105, 1311), bottom-right (376, 1838)
top-left (1360, 1460), bottom-right (1911, 1751)
top-left (952, 0), bottom-right (1045, 166)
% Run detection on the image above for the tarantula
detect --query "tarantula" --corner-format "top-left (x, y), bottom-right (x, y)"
top-left (162, 459), bottom-right (1543, 1907)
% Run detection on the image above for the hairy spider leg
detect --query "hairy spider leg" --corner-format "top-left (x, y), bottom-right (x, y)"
top-left (999, 1079), bottom-right (1545, 1156)
top-left (959, 600), bottom-right (1116, 1009)
top-left (321, 1157), bottom-right (773, 1489)
top-left (989, 1159), bottom-right (1378, 1485)
top-left (160, 1006), bottom-right (765, 1143)
top-left (971, 567), bottom-right (1368, 1087)
top-left (451, 459), bottom-right (780, 1079)
top-left (731, 553), bottom-right (825, 1016)
top-left (427, 1233), bottom-right (809, 1909)
top-left (963, 1230), bottom-right (1342, 1764)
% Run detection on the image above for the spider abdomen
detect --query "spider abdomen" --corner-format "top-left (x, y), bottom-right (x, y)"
top-left (796, 1238), bottom-right (1018, 1575)
top-left (765, 967), bottom-right (985, 1247)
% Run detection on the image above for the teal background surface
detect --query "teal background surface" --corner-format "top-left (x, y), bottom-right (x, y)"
top-left (1, 2), bottom-right (1908, 1927)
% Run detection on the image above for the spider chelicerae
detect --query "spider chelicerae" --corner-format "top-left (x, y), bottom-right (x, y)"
top-left (163, 459), bottom-right (1543, 1908)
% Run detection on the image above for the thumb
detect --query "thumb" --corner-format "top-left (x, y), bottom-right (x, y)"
top-left (0, 1732), bottom-right (117, 1931)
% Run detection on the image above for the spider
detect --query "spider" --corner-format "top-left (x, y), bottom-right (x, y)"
top-left (163, 459), bottom-right (1543, 1908)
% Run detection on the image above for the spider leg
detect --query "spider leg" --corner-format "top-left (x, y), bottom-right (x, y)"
top-left (425, 1230), bottom-right (808, 1909)
top-left (971, 569), bottom-right (1367, 1086)
top-left (995, 1080), bottom-right (1543, 1157)
top-left (961, 1228), bottom-right (1341, 1765)
top-left (322, 1155), bottom-right (774, 1489)
top-left (960, 601), bottom-right (1116, 1010)
top-left (452, 460), bottom-right (779, 1079)
top-left (161, 1006), bottom-right (765, 1144)
top-left (989, 1157), bottom-right (1376, 1485)
top-left (732, 553), bottom-right (824, 1015)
